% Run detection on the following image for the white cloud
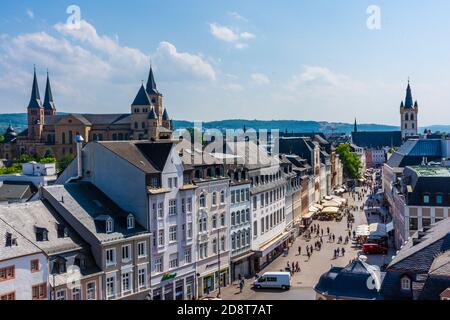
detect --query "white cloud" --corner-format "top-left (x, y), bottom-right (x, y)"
top-left (251, 73), bottom-right (270, 85)
top-left (290, 66), bottom-right (350, 88)
top-left (26, 9), bottom-right (34, 19)
top-left (152, 41), bottom-right (216, 81)
top-left (209, 23), bottom-right (255, 49)
top-left (209, 23), bottom-right (239, 42)
top-left (240, 32), bottom-right (255, 40)
top-left (0, 19), bottom-right (217, 115)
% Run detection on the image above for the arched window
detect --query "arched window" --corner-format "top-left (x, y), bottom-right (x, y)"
top-left (199, 194), bottom-right (206, 208)
top-left (220, 190), bottom-right (225, 204)
top-left (212, 192), bottom-right (217, 206)
top-left (236, 211), bottom-right (241, 225)
top-left (405, 123), bottom-right (408, 129)
top-left (127, 214), bottom-right (135, 229)
top-left (410, 113), bottom-right (414, 121)
top-left (231, 233), bottom-right (236, 250)
top-left (62, 132), bottom-right (66, 144)
top-left (68, 130), bottom-right (73, 144)
top-left (401, 276), bottom-right (411, 291)
top-left (231, 212), bottom-right (235, 226)
top-left (405, 113), bottom-right (409, 121)
top-left (220, 213), bottom-right (225, 226)
top-left (253, 221), bottom-right (257, 236)
top-left (212, 215), bottom-right (217, 229)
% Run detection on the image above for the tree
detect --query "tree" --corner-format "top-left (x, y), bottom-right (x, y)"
top-left (57, 154), bottom-right (76, 172)
top-left (336, 143), bottom-right (361, 179)
top-left (0, 134), bottom-right (4, 143)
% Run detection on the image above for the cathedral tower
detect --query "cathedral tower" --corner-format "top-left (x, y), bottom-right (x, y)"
top-left (400, 80), bottom-right (419, 140)
top-left (43, 71), bottom-right (57, 117)
top-left (27, 67), bottom-right (44, 141)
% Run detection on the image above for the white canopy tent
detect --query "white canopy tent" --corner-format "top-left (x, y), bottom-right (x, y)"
top-left (321, 207), bottom-right (340, 215)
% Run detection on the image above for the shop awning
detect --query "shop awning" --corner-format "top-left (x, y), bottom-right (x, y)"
top-left (302, 211), bottom-right (316, 219)
top-left (309, 206), bottom-right (319, 213)
top-left (255, 231), bottom-right (291, 257)
top-left (356, 224), bottom-right (370, 236)
top-left (322, 200), bottom-right (341, 208)
top-left (321, 207), bottom-right (340, 214)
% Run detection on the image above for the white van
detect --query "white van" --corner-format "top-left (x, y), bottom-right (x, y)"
top-left (253, 272), bottom-right (291, 290)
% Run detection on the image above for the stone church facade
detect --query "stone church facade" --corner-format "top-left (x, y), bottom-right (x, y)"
top-left (0, 66), bottom-right (173, 160)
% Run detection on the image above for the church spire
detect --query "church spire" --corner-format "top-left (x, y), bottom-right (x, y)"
top-left (354, 118), bottom-right (358, 133)
top-left (404, 79), bottom-right (414, 109)
top-left (28, 66), bottom-right (42, 109)
top-left (146, 64), bottom-right (159, 95)
top-left (43, 71), bottom-right (56, 110)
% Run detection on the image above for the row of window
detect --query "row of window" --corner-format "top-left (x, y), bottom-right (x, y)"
top-left (422, 194), bottom-right (444, 205)
top-left (199, 191), bottom-right (226, 208)
top-left (257, 208), bottom-right (286, 236)
top-left (152, 198), bottom-right (193, 219)
top-left (105, 242), bottom-right (147, 266)
top-left (154, 248), bottom-right (192, 273)
top-left (253, 187), bottom-right (286, 211)
top-left (251, 172), bottom-right (283, 187)
top-left (198, 236), bottom-right (226, 259)
top-left (231, 209), bottom-right (250, 226)
top-left (156, 223), bottom-right (194, 247)
top-left (231, 229), bottom-right (251, 251)
top-left (231, 188), bottom-right (250, 204)
top-left (198, 213), bottom-right (226, 232)
top-left (105, 268), bottom-right (147, 299)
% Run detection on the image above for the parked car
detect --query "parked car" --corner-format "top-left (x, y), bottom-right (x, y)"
top-left (253, 272), bottom-right (291, 290)
top-left (362, 243), bottom-right (388, 254)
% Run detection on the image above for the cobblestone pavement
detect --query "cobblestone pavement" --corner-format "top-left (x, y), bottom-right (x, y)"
top-left (221, 184), bottom-right (393, 300)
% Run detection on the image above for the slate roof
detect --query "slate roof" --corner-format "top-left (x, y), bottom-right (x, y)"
top-left (132, 84), bottom-right (152, 106)
top-left (387, 139), bottom-right (443, 168)
top-left (28, 68), bottom-right (42, 109)
top-left (314, 259), bottom-right (385, 300)
top-left (98, 140), bottom-right (174, 174)
top-left (352, 131), bottom-right (402, 149)
top-left (43, 182), bottom-right (149, 243)
top-left (0, 181), bottom-right (37, 203)
top-left (278, 137), bottom-right (317, 166)
top-left (388, 218), bottom-right (450, 273)
top-left (146, 66), bottom-right (159, 95)
top-left (0, 218), bottom-right (43, 261)
top-left (404, 82), bottom-right (414, 109)
top-left (162, 108), bottom-right (170, 121)
top-left (403, 166), bottom-right (450, 206)
top-left (43, 73), bottom-right (56, 110)
top-left (0, 200), bottom-right (85, 255)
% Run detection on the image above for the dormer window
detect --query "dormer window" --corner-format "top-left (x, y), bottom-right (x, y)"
top-left (106, 218), bottom-right (114, 233)
top-left (5, 232), bottom-right (17, 247)
top-left (35, 227), bottom-right (49, 242)
top-left (57, 224), bottom-right (69, 238)
top-left (127, 214), bottom-right (135, 230)
top-left (401, 276), bottom-right (411, 291)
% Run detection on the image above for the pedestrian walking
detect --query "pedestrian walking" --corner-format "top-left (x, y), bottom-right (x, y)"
top-left (327, 227), bottom-right (330, 234)
top-left (298, 246), bottom-right (302, 256)
top-left (239, 279), bottom-right (244, 293)
top-left (341, 247), bottom-right (345, 256)
top-left (295, 261), bottom-right (300, 272)
top-left (332, 234), bottom-right (335, 242)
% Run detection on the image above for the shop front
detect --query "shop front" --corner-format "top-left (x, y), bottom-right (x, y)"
top-left (151, 271), bottom-right (196, 301)
top-left (254, 231), bottom-right (293, 271)
top-left (231, 251), bottom-right (255, 281)
top-left (198, 267), bottom-right (230, 297)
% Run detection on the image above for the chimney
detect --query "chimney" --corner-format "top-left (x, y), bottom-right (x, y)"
top-left (76, 134), bottom-right (84, 178)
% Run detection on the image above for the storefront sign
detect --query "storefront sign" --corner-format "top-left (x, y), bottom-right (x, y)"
top-left (161, 272), bottom-right (177, 281)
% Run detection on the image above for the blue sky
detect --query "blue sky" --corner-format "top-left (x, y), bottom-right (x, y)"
top-left (1, 0), bottom-right (450, 125)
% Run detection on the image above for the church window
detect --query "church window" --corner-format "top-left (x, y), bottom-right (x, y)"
top-left (62, 132), bottom-right (66, 144)
top-left (405, 114), bottom-right (409, 121)
top-left (410, 113), bottom-right (414, 121)
top-left (68, 131), bottom-right (73, 144)
top-left (405, 123), bottom-right (408, 129)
